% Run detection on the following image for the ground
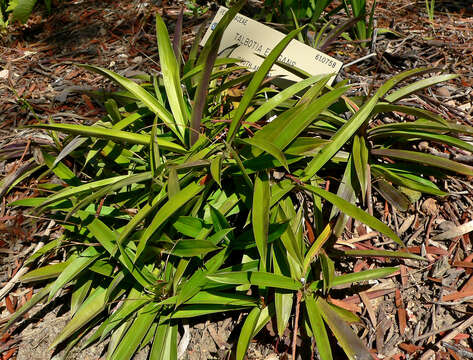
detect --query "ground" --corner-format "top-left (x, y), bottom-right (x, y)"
top-left (0, 0), bottom-right (473, 359)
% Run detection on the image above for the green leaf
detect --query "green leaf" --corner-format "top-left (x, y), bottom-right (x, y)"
top-left (21, 262), bottom-right (70, 282)
top-left (170, 239), bottom-right (220, 257)
top-left (70, 274), bottom-right (94, 315)
top-left (48, 246), bottom-right (101, 301)
top-left (252, 81), bottom-right (346, 152)
top-left (150, 320), bottom-right (177, 360)
top-left (369, 130), bottom-right (473, 153)
top-left (11, 0), bottom-right (37, 23)
top-left (302, 184), bottom-right (403, 247)
top-left (135, 181), bottom-right (207, 261)
top-left (253, 172), bottom-right (270, 271)
top-left (303, 222), bottom-right (332, 276)
top-left (50, 286), bottom-right (108, 349)
top-left (244, 74), bottom-right (328, 124)
top-left (210, 155), bottom-right (223, 187)
top-left (371, 164), bottom-right (446, 196)
top-left (385, 74), bottom-right (459, 103)
top-left (207, 271), bottom-right (302, 290)
top-left (304, 67), bottom-right (436, 178)
top-left (316, 297), bottom-right (372, 360)
top-left (305, 295), bottom-right (333, 360)
top-left (331, 266), bottom-right (399, 287)
top-left (109, 303), bottom-right (158, 360)
top-left (236, 307), bottom-right (261, 360)
top-left (156, 13), bottom-right (188, 140)
top-left (173, 217), bottom-right (205, 238)
top-left (29, 123), bottom-right (186, 153)
top-left (176, 248), bottom-right (228, 307)
top-left (79, 65), bottom-right (184, 142)
top-left (371, 148), bottom-right (473, 176)
top-left (374, 178), bottom-right (410, 212)
top-left (320, 251), bottom-right (335, 294)
top-left (227, 26), bottom-right (306, 143)
top-left (273, 247), bottom-right (293, 338)
top-left (352, 135), bottom-right (369, 202)
top-left (150, 116), bottom-right (161, 178)
top-left (239, 138), bottom-right (288, 171)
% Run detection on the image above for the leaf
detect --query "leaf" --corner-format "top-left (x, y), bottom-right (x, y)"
top-left (53, 136), bottom-right (88, 168)
top-left (176, 248), bottom-right (228, 307)
top-left (352, 135), bottom-right (369, 202)
top-left (167, 167), bottom-right (180, 199)
top-left (170, 239), bottom-right (220, 257)
top-left (244, 74), bottom-right (328, 124)
top-left (331, 266), bottom-right (399, 287)
top-left (109, 303), bottom-right (158, 360)
top-left (371, 148), bottom-right (473, 176)
top-left (11, 0), bottom-right (37, 23)
top-left (207, 271), bottom-right (302, 290)
top-left (156, 13), bottom-right (188, 140)
top-left (210, 155), bottom-right (223, 187)
top-left (303, 222), bottom-right (332, 276)
top-left (42, 151), bottom-right (81, 186)
top-left (239, 138), bottom-right (288, 171)
top-left (78, 65), bottom-right (183, 142)
top-left (251, 78), bottom-right (344, 151)
top-left (302, 184), bottom-right (403, 247)
top-left (304, 67), bottom-right (436, 178)
top-left (29, 123), bottom-right (186, 153)
top-left (316, 297), bottom-right (373, 360)
top-left (305, 295), bottom-right (333, 360)
top-left (253, 172), bottom-right (270, 271)
top-left (150, 116), bottom-right (161, 178)
top-left (320, 251), bottom-right (335, 294)
top-left (227, 26), bottom-right (306, 143)
top-left (135, 181), bottom-right (207, 261)
top-left (48, 246), bottom-right (101, 301)
top-left (83, 288), bottom-right (150, 347)
top-left (339, 249), bottom-right (425, 261)
top-left (373, 130), bottom-right (473, 153)
top-left (190, 0), bottom-right (247, 145)
top-left (371, 164), bottom-right (446, 196)
top-left (273, 247), bottom-right (293, 337)
top-left (87, 218), bottom-right (155, 288)
top-left (50, 286), bottom-right (108, 349)
top-left (374, 179), bottom-right (410, 212)
top-left (173, 217), bottom-right (205, 238)
top-left (236, 307), bottom-right (261, 360)
top-left (385, 74), bottom-right (459, 103)
top-left (21, 262), bottom-right (70, 282)
top-left (70, 274), bottom-right (93, 315)
top-left (150, 320), bottom-right (178, 360)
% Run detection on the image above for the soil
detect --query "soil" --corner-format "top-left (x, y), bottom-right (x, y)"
top-left (1, 0), bottom-right (473, 359)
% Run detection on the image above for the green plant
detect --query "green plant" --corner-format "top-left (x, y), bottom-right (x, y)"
top-left (3, 1), bottom-right (472, 359)
top-left (1, 0), bottom-right (54, 27)
top-left (425, 0), bottom-right (435, 22)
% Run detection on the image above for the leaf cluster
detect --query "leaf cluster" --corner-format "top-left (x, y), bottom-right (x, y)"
top-left (3, 2), bottom-right (472, 359)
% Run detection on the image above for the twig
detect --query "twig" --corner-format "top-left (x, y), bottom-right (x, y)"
top-left (292, 291), bottom-right (302, 360)
top-left (0, 221), bottom-right (53, 301)
top-left (420, 316), bottom-right (473, 360)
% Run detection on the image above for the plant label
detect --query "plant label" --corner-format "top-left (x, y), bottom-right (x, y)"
top-left (201, 6), bottom-right (343, 85)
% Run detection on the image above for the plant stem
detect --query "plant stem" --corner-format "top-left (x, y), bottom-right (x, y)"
top-left (292, 290), bottom-right (302, 360)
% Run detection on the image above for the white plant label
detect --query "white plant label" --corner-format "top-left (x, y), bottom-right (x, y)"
top-left (201, 7), bottom-right (343, 84)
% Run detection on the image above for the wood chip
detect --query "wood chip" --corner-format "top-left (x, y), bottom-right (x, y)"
top-left (433, 220), bottom-right (473, 240)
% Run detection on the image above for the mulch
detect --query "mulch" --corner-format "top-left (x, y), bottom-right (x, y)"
top-left (1, 0), bottom-right (473, 359)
